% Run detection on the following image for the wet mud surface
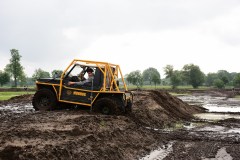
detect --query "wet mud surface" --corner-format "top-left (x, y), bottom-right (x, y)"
top-left (162, 118), bottom-right (240, 160)
top-left (0, 90), bottom-right (240, 159)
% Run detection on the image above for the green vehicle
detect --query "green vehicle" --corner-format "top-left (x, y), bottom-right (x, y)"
top-left (32, 59), bottom-right (133, 114)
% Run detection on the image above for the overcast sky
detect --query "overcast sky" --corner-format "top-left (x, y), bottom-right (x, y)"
top-left (1, 0), bottom-right (240, 78)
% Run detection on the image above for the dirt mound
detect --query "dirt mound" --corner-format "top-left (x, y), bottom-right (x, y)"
top-left (129, 90), bottom-right (205, 128)
top-left (0, 90), bottom-right (205, 159)
top-left (0, 111), bottom-right (166, 160)
top-left (0, 90), bottom-right (205, 128)
top-left (0, 94), bottom-right (33, 106)
top-left (150, 90), bottom-right (202, 119)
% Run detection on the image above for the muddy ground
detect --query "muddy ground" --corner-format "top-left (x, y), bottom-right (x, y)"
top-left (0, 90), bottom-right (240, 160)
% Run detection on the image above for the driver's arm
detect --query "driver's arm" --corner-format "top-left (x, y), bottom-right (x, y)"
top-left (68, 81), bottom-right (85, 85)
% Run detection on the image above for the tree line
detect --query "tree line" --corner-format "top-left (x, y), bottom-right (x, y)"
top-left (0, 49), bottom-right (62, 87)
top-left (126, 64), bottom-right (240, 89)
top-left (1, 49), bottom-right (240, 89)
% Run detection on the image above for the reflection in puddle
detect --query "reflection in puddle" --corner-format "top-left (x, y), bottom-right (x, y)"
top-left (179, 94), bottom-right (240, 121)
top-left (204, 105), bottom-right (240, 112)
top-left (0, 104), bottom-right (34, 113)
top-left (179, 95), bottom-right (240, 113)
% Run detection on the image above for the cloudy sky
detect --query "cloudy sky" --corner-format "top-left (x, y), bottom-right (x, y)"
top-left (1, 0), bottom-right (240, 78)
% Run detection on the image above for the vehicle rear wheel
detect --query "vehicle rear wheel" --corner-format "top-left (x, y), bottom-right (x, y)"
top-left (32, 89), bottom-right (57, 111)
top-left (125, 101), bottom-right (132, 113)
top-left (93, 97), bottom-right (119, 115)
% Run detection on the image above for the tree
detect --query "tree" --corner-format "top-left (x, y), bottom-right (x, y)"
top-left (233, 73), bottom-right (240, 88)
top-left (126, 70), bottom-right (143, 88)
top-left (163, 65), bottom-right (174, 78)
top-left (32, 68), bottom-right (50, 81)
top-left (205, 73), bottom-right (218, 86)
top-left (170, 70), bottom-right (182, 89)
top-left (163, 65), bottom-right (182, 89)
top-left (214, 79), bottom-right (225, 89)
top-left (217, 70), bottom-right (230, 86)
top-left (152, 73), bottom-right (161, 89)
top-left (228, 72), bottom-right (237, 86)
top-left (182, 64), bottom-right (205, 88)
top-left (142, 67), bottom-right (161, 85)
top-left (51, 70), bottom-right (63, 78)
top-left (19, 73), bottom-right (27, 87)
top-left (0, 71), bottom-right (10, 87)
top-left (5, 49), bottom-right (25, 87)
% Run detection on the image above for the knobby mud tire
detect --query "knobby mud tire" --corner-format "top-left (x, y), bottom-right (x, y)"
top-left (125, 101), bottom-right (133, 114)
top-left (93, 97), bottom-right (121, 115)
top-left (32, 89), bottom-right (57, 111)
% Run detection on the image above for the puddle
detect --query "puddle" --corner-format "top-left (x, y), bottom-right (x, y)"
top-left (179, 94), bottom-right (240, 120)
top-left (203, 147), bottom-right (233, 160)
top-left (139, 141), bottom-right (174, 160)
top-left (192, 123), bottom-right (240, 135)
top-left (179, 95), bottom-right (226, 106)
top-left (196, 125), bottom-right (226, 132)
top-left (145, 122), bottom-right (204, 132)
top-left (200, 126), bottom-right (240, 134)
top-left (179, 95), bottom-right (240, 113)
top-left (166, 122), bottom-right (205, 131)
top-left (194, 113), bottom-right (240, 120)
top-left (204, 105), bottom-right (240, 112)
top-left (141, 94), bottom-right (238, 160)
top-left (227, 128), bottom-right (240, 134)
top-left (0, 104), bottom-right (34, 113)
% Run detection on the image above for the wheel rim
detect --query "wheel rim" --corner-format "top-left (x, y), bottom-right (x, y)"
top-left (102, 106), bottom-right (110, 114)
top-left (39, 96), bottom-right (50, 108)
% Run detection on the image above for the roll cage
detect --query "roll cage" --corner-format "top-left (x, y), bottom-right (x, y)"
top-left (60, 59), bottom-right (129, 92)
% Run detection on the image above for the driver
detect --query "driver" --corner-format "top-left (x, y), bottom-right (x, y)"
top-left (68, 68), bottom-right (94, 86)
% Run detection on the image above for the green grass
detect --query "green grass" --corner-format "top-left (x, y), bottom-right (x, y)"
top-left (0, 91), bottom-right (35, 101)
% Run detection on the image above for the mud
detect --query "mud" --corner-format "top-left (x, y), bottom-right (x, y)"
top-left (0, 90), bottom-right (240, 159)
top-left (161, 118), bottom-right (240, 160)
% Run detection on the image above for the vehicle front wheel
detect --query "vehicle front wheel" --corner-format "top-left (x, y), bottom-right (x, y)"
top-left (93, 97), bottom-right (119, 115)
top-left (32, 89), bottom-right (57, 111)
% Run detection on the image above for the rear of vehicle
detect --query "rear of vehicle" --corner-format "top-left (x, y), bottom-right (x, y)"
top-left (32, 59), bottom-right (133, 114)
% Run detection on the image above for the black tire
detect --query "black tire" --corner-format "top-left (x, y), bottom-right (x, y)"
top-left (93, 97), bottom-right (119, 115)
top-left (32, 89), bottom-right (57, 111)
top-left (125, 101), bottom-right (132, 113)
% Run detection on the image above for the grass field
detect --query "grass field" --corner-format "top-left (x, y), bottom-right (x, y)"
top-left (0, 91), bottom-right (35, 101)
